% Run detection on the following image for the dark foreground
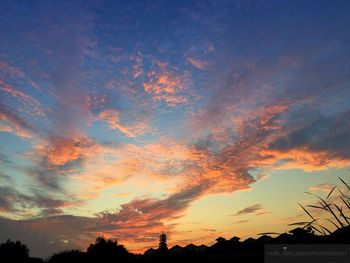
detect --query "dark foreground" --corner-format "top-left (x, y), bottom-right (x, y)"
top-left (1, 226), bottom-right (349, 263)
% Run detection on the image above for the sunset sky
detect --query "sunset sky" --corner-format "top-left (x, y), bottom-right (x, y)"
top-left (1, 0), bottom-right (350, 258)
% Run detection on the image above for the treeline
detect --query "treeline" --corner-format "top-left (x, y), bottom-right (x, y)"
top-left (1, 226), bottom-right (349, 263)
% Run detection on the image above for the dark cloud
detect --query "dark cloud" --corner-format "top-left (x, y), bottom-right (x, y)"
top-left (0, 152), bottom-right (11, 164)
top-left (0, 184), bottom-right (208, 257)
top-left (0, 215), bottom-right (97, 258)
top-left (270, 110), bottom-right (350, 159)
top-left (234, 220), bottom-right (249, 224)
top-left (0, 171), bottom-right (12, 183)
top-left (0, 185), bottom-right (74, 216)
top-left (95, 183), bottom-right (209, 231)
top-left (233, 204), bottom-right (263, 216)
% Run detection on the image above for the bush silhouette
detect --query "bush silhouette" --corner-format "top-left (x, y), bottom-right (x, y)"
top-left (0, 239), bottom-right (29, 262)
top-left (47, 249), bottom-right (86, 263)
top-left (87, 236), bottom-right (129, 262)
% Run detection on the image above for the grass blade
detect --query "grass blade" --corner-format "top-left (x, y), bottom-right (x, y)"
top-left (308, 225), bottom-right (323, 235)
top-left (315, 196), bottom-right (345, 228)
top-left (298, 203), bottom-right (326, 235)
top-left (340, 197), bottom-right (350, 211)
top-left (339, 177), bottom-right (350, 191)
top-left (338, 188), bottom-right (350, 200)
top-left (334, 204), bottom-right (350, 225)
top-left (324, 218), bottom-right (341, 229)
top-left (320, 225), bottom-right (332, 235)
top-left (326, 186), bottom-right (337, 199)
top-left (307, 205), bottom-right (325, 210)
top-left (299, 203), bottom-right (316, 221)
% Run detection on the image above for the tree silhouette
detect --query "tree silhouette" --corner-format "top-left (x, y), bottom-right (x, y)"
top-left (0, 239), bottom-right (29, 262)
top-left (158, 232), bottom-right (168, 253)
top-left (87, 236), bottom-right (129, 262)
top-left (1, 225), bottom-right (350, 263)
top-left (47, 249), bottom-right (86, 263)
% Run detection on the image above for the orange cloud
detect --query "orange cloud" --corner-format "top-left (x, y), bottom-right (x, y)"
top-left (112, 193), bottom-right (130, 197)
top-left (33, 136), bottom-right (95, 166)
top-left (22, 135), bottom-right (100, 190)
top-left (70, 140), bottom-right (194, 198)
top-left (0, 122), bottom-right (32, 139)
top-left (143, 62), bottom-right (191, 106)
top-left (29, 135), bottom-right (244, 205)
top-left (258, 148), bottom-right (350, 171)
top-left (90, 184), bottom-right (207, 249)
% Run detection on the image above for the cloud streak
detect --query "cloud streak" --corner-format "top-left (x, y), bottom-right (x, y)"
top-left (98, 109), bottom-right (149, 138)
top-left (233, 204), bottom-right (263, 216)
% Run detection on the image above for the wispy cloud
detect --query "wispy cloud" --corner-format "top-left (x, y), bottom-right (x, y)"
top-left (309, 183), bottom-right (336, 193)
top-left (98, 109), bottom-right (149, 138)
top-left (0, 103), bottom-right (38, 139)
top-left (187, 57), bottom-right (207, 69)
top-left (0, 185), bottom-right (78, 218)
top-left (0, 81), bottom-right (45, 117)
top-left (233, 204), bottom-right (263, 216)
top-left (234, 220), bottom-right (249, 224)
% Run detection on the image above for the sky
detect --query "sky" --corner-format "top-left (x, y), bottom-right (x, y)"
top-left (1, 0), bottom-right (350, 258)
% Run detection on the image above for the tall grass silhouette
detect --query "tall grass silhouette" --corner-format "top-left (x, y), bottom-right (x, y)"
top-left (291, 177), bottom-right (350, 235)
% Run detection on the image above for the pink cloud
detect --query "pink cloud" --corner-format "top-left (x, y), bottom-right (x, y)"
top-left (0, 80), bottom-right (45, 117)
top-left (0, 62), bottom-right (43, 92)
top-left (0, 104), bottom-right (37, 139)
top-left (187, 57), bottom-right (207, 69)
top-left (143, 62), bottom-right (191, 107)
top-left (309, 183), bottom-right (336, 193)
top-left (98, 109), bottom-right (149, 138)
